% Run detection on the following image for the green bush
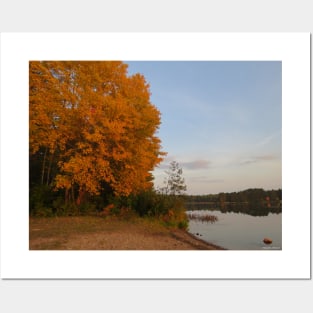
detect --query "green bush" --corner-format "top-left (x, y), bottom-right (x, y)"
top-left (30, 185), bottom-right (55, 216)
top-left (131, 190), bottom-right (157, 216)
top-left (78, 202), bottom-right (97, 215)
top-left (29, 184), bottom-right (189, 229)
top-left (178, 219), bottom-right (188, 230)
top-left (130, 189), bottom-right (189, 229)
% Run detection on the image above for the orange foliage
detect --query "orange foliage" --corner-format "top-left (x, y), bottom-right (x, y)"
top-left (30, 61), bottom-right (166, 198)
top-left (98, 204), bottom-right (115, 217)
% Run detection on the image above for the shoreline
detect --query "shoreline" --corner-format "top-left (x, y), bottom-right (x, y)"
top-left (182, 231), bottom-right (227, 250)
top-left (29, 216), bottom-right (226, 250)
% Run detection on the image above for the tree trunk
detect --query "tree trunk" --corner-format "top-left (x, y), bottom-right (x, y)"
top-left (46, 150), bottom-right (54, 185)
top-left (40, 147), bottom-right (48, 185)
top-left (76, 187), bottom-right (86, 206)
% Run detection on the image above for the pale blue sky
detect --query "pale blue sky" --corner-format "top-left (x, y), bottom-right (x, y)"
top-left (126, 61), bottom-right (282, 195)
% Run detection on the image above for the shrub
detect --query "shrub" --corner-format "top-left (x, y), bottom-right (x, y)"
top-left (130, 189), bottom-right (189, 229)
top-left (30, 185), bottom-right (55, 217)
top-left (78, 202), bottom-right (97, 215)
top-left (178, 219), bottom-right (188, 230)
top-left (131, 190), bottom-right (157, 217)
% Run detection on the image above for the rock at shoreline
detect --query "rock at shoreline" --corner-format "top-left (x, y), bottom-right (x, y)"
top-left (263, 237), bottom-right (272, 244)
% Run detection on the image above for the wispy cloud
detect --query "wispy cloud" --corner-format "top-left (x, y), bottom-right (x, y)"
top-left (181, 160), bottom-right (211, 170)
top-left (239, 155), bottom-right (277, 166)
top-left (255, 131), bottom-right (281, 147)
top-left (189, 176), bottom-right (224, 184)
top-left (156, 157), bottom-right (211, 171)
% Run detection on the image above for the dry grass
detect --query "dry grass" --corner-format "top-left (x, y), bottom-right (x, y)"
top-left (187, 212), bottom-right (218, 223)
top-left (29, 215), bottom-right (222, 250)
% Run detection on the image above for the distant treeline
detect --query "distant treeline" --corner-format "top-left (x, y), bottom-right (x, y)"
top-left (184, 188), bottom-right (282, 216)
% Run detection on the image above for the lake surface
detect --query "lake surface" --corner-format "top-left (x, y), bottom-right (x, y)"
top-left (187, 209), bottom-right (282, 250)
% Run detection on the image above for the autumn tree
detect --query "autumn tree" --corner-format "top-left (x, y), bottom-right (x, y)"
top-left (29, 61), bottom-right (165, 207)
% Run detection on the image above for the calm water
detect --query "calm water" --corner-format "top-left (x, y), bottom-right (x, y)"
top-left (187, 210), bottom-right (282, 250)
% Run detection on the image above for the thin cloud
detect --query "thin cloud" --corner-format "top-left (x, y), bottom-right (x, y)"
top-left (239, 155), bottom-right (277, 166)
top-left (255, 131), bottom-right (281, 147)
top-left (156, 158), bottom-right (211, 170)
top-left (181, 160), bottom-right (211, 170)
top-left (189, 176), bottom-right (224, 184)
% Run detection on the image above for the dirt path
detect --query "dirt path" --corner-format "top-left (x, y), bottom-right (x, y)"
top-left (29, 216), bottom-right (225, 250)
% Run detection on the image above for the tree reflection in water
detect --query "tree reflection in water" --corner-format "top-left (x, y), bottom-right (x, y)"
top-left (186, 202), bottom-right (282, 217)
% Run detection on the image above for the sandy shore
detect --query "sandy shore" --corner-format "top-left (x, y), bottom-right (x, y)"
top-left (29, 216), bottom-right (225, 250)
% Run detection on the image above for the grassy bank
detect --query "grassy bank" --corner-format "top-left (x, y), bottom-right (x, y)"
top-left (29, 215), bottom-right (222, 250)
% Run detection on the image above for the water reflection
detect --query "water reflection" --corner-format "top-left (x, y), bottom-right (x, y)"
top-left (186, 202), bottom-right (282, 217)
top-left (187, 209), bottom-right (282, 250)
